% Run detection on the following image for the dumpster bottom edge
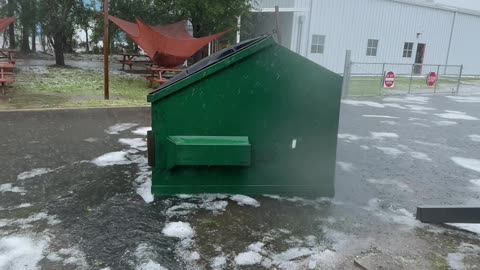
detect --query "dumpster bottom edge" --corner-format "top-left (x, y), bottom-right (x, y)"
top-left (151, 184), bottom-right (334, 198)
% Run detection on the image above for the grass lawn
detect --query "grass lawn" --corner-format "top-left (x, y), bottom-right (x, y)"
top-left (0, 65), bottom-right (152, 110)
top-left (2, 63), bottom-right (479, 108)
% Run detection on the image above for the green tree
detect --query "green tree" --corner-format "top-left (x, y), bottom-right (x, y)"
top-left (89, 0), bottom-right (171, 53)
top-left (30, 0), bottom-right (38, 52)
top-left (7, 0), bottom-right (15, 49)
top-left (89, 0), bottom-right (250, 56)
top-left (38, 0), bottom-right (76, 65)
top-left (73, 0), bottom-right (95, 53)
top-left (0, 0), bottom-right (7, 16)
top-left (167, 0), bottom-right (252, 61)
top-left (18, 0), bottom-right (37, 52)
top-left (171, 0), bottom-right (251, 37)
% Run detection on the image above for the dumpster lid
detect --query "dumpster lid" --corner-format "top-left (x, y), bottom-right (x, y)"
top-left (147, 35), bottom-right (273, 100)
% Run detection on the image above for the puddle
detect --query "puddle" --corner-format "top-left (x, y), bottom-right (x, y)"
top-left (362, 115), bottom-right (399, 119)
top-left (451, 157), bottom-right (480, 173)
top-left (104, 123), bottom-right (139, 134)
top-left (435, 112), bottom-right (478, 120)
top-left (17, 168), bottom-right (54, 181)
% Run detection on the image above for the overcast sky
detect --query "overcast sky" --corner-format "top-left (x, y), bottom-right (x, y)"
top-left (434, 0), bottom-right (480, 10)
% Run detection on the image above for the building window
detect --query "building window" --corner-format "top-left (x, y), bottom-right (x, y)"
top-left (311, 35), bottom-right (325, 54)
top-left (403, 42), bottom-right (414, 58)
top-left (366, 39), bottom-right (379, 56)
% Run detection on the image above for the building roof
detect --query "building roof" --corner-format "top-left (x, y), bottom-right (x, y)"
top-left (252, 0), bottom-right (480, 17)
top-left (391, 0), bottom-right (480, 17)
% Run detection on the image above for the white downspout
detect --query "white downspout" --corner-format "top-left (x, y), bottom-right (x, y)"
top-left (236, 16), bottom-right (241, 43)
top-left (304, 0), bottom-right (314, 57)
top-left (444, 11), bottom-right (457, 74)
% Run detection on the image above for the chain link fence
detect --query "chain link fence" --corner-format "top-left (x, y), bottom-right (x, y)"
top-left (342, 58), bottom-right (464, 97)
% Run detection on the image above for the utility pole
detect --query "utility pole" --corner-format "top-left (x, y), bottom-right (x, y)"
top-left (103, 0), bottom-right (109, 100)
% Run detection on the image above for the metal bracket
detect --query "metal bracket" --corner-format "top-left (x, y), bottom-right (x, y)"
top-left (147, 130), bottom-right (155, 167)
top-left (416, 205), bottom-right (480, 223)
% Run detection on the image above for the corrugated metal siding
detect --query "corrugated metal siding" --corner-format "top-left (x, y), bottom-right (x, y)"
top-left (289, 10), bottom-right (309, 52)
top-left (306, 0), bottom-right (454, 73)
top-left (252, 0), bottom-right (310, 10)
top-left (254, 0), bottom-right (295, 9)
top-left (254, 0), bottom-right (480, 74)
top-left (448, 13), bottom-right (480, 75)
top-left (252, 0), bottom-right (311, 51)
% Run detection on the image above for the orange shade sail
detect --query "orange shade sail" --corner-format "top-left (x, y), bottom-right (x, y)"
top-left (0, 16), bottom-right (16, 33)
top-left (108, 15), bottom-right (228, 67)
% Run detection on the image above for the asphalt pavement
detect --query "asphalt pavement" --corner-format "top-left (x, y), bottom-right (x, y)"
top-left (0, 95), bottom-right (479, 270)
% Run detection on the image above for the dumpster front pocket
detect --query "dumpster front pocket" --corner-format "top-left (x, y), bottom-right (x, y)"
top-left (165, 136), bottom-right (251, 170)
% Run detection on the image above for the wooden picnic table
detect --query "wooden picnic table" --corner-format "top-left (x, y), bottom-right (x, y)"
top-left (0, 63), bottom-right (15, 95)
top-left (0, 49), bottom-right (17, 64)
top-left (118, 53), bottom-right (152, 70)
top-left (146, 66), bottom-right (183, 88)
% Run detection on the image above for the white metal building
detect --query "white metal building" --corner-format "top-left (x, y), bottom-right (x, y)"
top-left (245, 0), bottom-right (480, 75)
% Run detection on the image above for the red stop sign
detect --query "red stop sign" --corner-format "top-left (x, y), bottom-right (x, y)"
top-left (426, 72), bottom-right (437, 87)
top-left (384, 71), bottom-right (395, 88)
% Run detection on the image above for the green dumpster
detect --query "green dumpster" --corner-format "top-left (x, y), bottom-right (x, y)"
top-left (147, 35), bottom-right (342, 197)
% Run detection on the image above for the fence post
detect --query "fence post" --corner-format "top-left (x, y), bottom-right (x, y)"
top-left (434, 65), bottom-right (440, 93)
top-left (408, 64), bottom-right (414, 94)
top-left (456, 64), bottom-right (463, 95)
top-left (341, 50), bottom-right (351, 98)
top-left (379, 63), bottom-right (385, 96)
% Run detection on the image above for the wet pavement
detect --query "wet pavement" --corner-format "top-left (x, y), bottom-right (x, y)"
top-left (1, 95), bottom-right (480, 270)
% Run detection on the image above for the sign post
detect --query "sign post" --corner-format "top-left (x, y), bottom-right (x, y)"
top-left (103, 0), bottom-right (109, 100)
top-left (383, 71), bottom-right (395, 88)
top-left (426, 72), bottom-right (437, 87)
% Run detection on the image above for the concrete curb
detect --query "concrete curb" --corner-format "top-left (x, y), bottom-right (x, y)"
top-left (0, 105), bottom-right (150, 113)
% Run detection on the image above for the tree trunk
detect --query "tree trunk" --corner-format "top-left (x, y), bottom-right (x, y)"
top-left (53, 32), bottom-right (65, 65)
top-left (7, 0), bottom-right (16, 49)
top-left (64, 34), bottom-right (73, 53)
top-left (109, 35), bottom-right (114, 54)
top-left (191, 22), bottom-right (207, 63)
top-left (127, 40), bottom-right (134, 52)
top-left (31, 26), bottom-right (36, 52)
top-left (8, 25), bottom-right (15, 49)
top-left (39, 27), bottom-right (46, 52)
top-left (21, 25), bottom-right (30, 52)
top-left (84, 27), bottom-right (89, 53)
top-left (3, 32), bottom-right (7, 48)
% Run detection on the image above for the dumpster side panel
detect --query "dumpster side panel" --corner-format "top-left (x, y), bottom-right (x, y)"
top-left (151, 44), bottom-right (342, 197)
